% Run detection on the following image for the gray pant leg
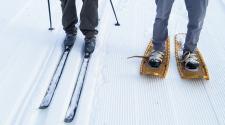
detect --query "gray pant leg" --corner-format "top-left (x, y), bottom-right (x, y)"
top-left (153, 0), bottom-right (174, 51)
top-left (61, 0), bottom-right (78, 34)
top-left (80, 0), bottom-right (98, 37)
top-left (184, 0), bottom-right (208, 52)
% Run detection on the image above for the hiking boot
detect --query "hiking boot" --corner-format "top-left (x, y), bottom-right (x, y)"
top-left (182, 51), bottom-right (199, 70)
top-left (148, 50), bottom-right (165, 68)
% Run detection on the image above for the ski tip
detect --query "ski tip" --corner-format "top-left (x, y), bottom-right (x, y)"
top-left (39, 105), bottom-right (49, 109)
top-left (64, 118), bottom-right (73, 123)
top-left (64, 113), bottom-right (75, 123)
top-left (39, 100), bottom-right (50, 109)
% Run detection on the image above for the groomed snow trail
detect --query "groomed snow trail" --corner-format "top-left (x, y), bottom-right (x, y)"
top-left (0, 0), bottom-right (225, 125)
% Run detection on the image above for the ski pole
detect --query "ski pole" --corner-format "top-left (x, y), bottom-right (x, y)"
top-left (109, 0), bottom-right (120, 26)
top-left (47, 0), bottom-right (54, 30)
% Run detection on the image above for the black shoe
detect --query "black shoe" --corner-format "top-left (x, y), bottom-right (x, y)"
top-left (63, 33), bottom-right (76, 48)
top-left (182, 51), bottom-right (199, 70)
top-left (84, 36), bottom-right (96, 56)
top-left (148, 50), bottom-right (165, 68)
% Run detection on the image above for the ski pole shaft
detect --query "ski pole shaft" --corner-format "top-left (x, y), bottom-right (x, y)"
top-left (47, 0), bottom-right (54, 30)
top-left (109, 0), bottom-right (120, 26)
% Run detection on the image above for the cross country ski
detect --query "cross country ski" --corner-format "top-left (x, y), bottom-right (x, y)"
top-left (39, 46), bottom-right (72, 109)
top-left (64, 53), bottom-right (90, 123)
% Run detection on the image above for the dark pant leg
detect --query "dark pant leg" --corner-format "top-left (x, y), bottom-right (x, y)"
top-left (184, 0), bottom-right (208, 52)
top-left (153, 0), bottom-right (174, 51)
top-left (80, 0), bottom-right (99, 37)
top-left (61, 0), bottom-right (78, 34)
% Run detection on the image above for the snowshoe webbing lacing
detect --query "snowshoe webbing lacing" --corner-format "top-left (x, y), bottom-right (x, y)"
top-left (149, 50), bottom-right (164, 62)
top-left (181, 52), bottom-right (199, 66)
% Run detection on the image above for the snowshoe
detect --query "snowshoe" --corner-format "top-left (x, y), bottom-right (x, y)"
top-left (175, 33), bottom-right (209, 80)
top-left (140, 38), bottom-right (170, 78)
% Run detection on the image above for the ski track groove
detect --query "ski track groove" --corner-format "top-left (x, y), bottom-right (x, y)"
top-left (163, 2), bottom-right (181, 125)
top-left (87, 0), bottom-right (223, 124)
top-left (219, 0), bottom-right (225, 8)
top-left (169, 1), bottom-right (220, 125)
top-left (89, 0), bottom-right (132, 124)
top-left (90, 0), bottom-right (177, 124)
top-left (18, 0), bottom-right (112, 124)
top-left (5, 36), bottom-right (62, 125)
top-left (200, 0), bottom-right (225, 124)
top-left (0, 0), bottom-right (64, 124)
top-left (82, 0), bottom-right (124, 124)
top-left (201, 0), bottom-right (225, 124)
top-left (18, 30), bottom-right (65, 124)
top-left (0, 0), bottom-right (35, 34)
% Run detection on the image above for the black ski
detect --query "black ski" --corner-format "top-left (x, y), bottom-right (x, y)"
top-left (39, 46), bottom-right (71, 109)
top-left (64, 53), bottom-right (91, 123)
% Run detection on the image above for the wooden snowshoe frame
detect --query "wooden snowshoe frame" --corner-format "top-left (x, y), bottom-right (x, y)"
top-left (175, 33), bottom-right (209, 80)
top-left (140, 38), bottom-right (170, 78)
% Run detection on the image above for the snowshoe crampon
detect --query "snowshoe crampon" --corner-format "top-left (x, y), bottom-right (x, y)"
top-left (140, 38), bottom-right (170, 78)
top-left (175, 33), bottom-right (209, 80)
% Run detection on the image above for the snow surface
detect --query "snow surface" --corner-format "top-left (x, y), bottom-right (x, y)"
top-left (0, 0), bottom-right (225, 125)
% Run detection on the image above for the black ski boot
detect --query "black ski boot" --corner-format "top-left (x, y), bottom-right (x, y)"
top-left (63, 33), bottom-right (77, 49)
top-left (182, 51), bottom-right (199, 71)
top-left (148, 50), bottom-right (165, 68)
top-left (84, 36), bottom-right (96, 58)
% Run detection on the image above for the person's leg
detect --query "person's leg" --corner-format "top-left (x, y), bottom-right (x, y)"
top-left (153, 0), bottom-right (174, 51)
top-left (61, 0), bottom-right (78, 47)
top-left (149, 0), bottom-right (174, 68)
top-left (184, 0), bottom-right (208, 52)
top-left (80, 0), bottom-right (98, 55)
top-left (80, 0), bottom-right (99, 38)
top-left (182, 0), bottom-right (208, 70)
top-left (61, 0), bottom-right (78, 34)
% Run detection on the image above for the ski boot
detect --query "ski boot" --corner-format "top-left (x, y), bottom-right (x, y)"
top-left (148, 50), bottom-right (165, 68)
top-left (63, 32), bottom-right (77, 50)
top-left (182, 51), bottom-right (199, 71)
top-left (84, 36), bottom-right (96, 58)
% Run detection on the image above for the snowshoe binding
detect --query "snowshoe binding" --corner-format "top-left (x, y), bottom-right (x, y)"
top-left (148, 50), bottom-right (165, 68)
top-left (140, 38), bottom-right (170, 78)
top-left (182, 51), bottom-right (200, 71)
top-left (175, 33), bottom-right (209, 80)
